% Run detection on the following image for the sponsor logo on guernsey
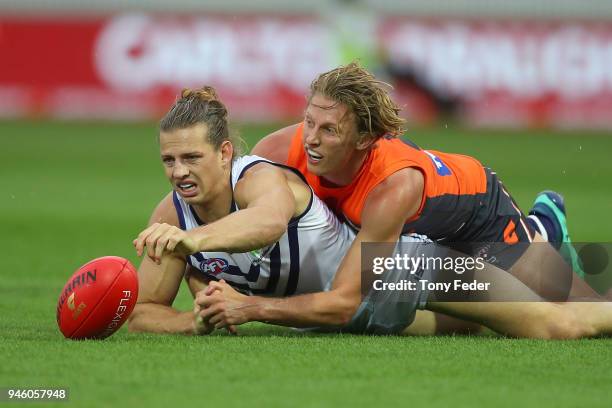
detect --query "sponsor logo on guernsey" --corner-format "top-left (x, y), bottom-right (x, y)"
top-left (200, 258), bottom-right (229, 275)
top-left (424, 151), bottom-right (452, 176)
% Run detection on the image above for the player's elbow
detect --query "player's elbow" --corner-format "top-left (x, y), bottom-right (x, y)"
top-left (334, 306), bottom-right (357, 327)
top-left (334, 304), bottom-right (359, 327)
top-left (271, 218), bottom-right (289, 240)
top-left (126, 303), bottom-right (147, 333)
top-left (326, 291), bottom-right (360, 326)
top-left (261, 215), bottom-right (289, 244)
top-left (126, 305), bottom-right (140, 332)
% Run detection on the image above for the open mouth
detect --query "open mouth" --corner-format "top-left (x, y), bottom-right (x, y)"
top-left (305, 147), bottom-right (323, 163)
top-left (177, 182), bottom-right (197, 196)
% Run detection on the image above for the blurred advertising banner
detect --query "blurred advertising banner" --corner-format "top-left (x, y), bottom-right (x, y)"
top-left (1, 13), bottom-right (612, 128)
top-left (380, 18), bottom-right (612, 129)
top-left (0, 14), bottom-right (325, 122)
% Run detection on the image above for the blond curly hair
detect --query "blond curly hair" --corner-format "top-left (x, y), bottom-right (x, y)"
top-left (309, 62), bottom-right (405, 141)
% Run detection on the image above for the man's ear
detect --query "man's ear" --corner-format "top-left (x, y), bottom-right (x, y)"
top-left (355, 133), bottom-right (377, 151)
top-left (220, 140), bottom-right (234, 164)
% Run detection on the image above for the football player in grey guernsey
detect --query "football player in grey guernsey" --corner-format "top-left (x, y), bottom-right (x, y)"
top-left (130, 86), bottom-right (612, 339)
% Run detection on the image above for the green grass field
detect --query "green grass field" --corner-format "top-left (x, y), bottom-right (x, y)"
top-left (1, 120), bottom-right (612, 407)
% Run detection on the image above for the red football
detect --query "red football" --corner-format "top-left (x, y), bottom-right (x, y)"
top-left (56, 256), bottom-right (139, 340)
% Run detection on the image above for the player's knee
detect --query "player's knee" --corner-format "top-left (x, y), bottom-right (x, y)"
top-left (552, 305), bottom-right (597, 339)
top-left (545, 313), bottom-right (592, 340)
top-left (525, 304), bottom-right (593, 340)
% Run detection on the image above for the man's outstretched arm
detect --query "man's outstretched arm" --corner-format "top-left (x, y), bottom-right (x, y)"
top-left (133, 163), bottom-right (297, 263)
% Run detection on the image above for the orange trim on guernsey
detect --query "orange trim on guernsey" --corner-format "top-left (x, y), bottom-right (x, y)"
top-left (286, 123), bottom-right (487, 229)
top-left (503, 220), bottom-right (520, 244)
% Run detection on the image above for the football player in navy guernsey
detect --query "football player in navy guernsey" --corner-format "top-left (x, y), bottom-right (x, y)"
top-left (128, 85), bottom-right (375, 335)
top-left (130, 86), bottom-right (612, 339)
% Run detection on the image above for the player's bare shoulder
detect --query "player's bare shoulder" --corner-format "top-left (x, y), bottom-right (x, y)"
top-left (251, 123), bottom-right (300, 163)
top-left (235, 161), bottom-right (310, 218)
top-left (147, 192), bottom-right (181, 227)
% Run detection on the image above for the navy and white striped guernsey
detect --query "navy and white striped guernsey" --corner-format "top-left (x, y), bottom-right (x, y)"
top-left (172, 155), bottom-right (356, 297)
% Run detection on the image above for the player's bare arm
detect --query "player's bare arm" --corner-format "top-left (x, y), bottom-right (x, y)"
top-left (250, 124), bottom-right (298, 163)
top-left (197, 168), bottom-right (425, 329)
top-left (133, 163), bottom-right (299, 263)
top-left (128, 194), bottom-right (206, 334)
top-left (193, 162), bottom-right (298, 252)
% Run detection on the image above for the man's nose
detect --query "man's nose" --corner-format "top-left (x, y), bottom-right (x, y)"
top-left (172, 161), bottom-right (189, 178)
top-left (304, 127), bottom-right (320, 146)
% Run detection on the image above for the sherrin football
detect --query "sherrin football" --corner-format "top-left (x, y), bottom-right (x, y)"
top-left (56, 256), bottom-right (138, 340)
